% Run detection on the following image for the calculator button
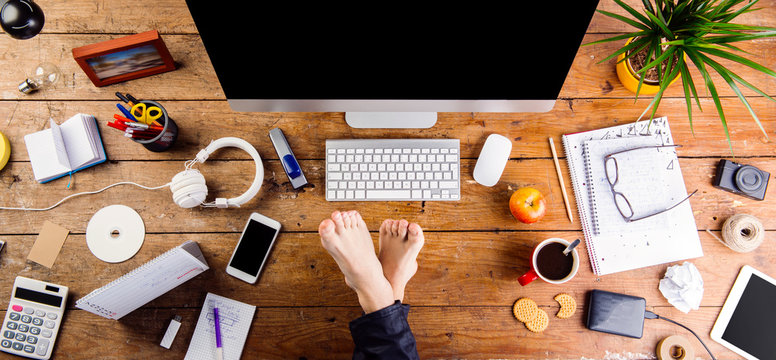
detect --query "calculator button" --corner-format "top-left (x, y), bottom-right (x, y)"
top-left (0, 339), bottom-right (10, 348)
top-left (41, 329), bottom-right (52, 338)
top-left (43, 320), bottom-right (55, 329)
top-left (29, 327), bottom-right (40, 335)
top-left (35, 310), bottom-right (45, 317)
top-left (3, 330), bottom-right (14, 339)
top-left (15, 333), bottom-right (25, 342)
top-left (24, 344), bottom-right (35, 353)
top-left (26, 335), bottom-right (37, 344)
top-left (36, 338), bottom-right (49, 356)
top-left (6, 322), bottom-right (17, 330)
top-left (8, 313), bottom-right (20, 321)
top-left (23, 308), bottom-right (34, 315)
top-left (32, 318), bottom-right (43, 326)
top-left (12, 342), bottom-right (23, 351)
top-left (20, 315), bottom-right (31, 323)
top-left (46, 313), bottom-right (57, 320)
top-left (17, 324), bottom-right (28, 333)
top-left (11, 305), bottom-right (22, 312)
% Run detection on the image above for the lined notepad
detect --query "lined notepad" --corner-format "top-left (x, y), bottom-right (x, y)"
top-left (185, 293), bottom-right (256, 360)
top-left (24, 114), bottom-right (106, 183)
top-left (75, 241), bottom-right (209, 320)
top-left (562, 117), bottom-right (703, 275)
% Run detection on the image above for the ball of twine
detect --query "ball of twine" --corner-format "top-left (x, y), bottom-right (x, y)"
top-left (720, 214), bottom-right (765, 253)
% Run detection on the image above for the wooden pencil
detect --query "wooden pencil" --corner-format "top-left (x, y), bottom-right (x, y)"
top-left (548, 137), bottom-right (573, 223)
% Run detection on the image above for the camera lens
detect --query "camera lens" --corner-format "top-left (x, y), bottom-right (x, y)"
top-left (734, 165), bottom-right (764, 195)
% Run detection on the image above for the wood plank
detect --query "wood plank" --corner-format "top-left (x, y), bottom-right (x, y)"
top-left (13, 305), bottom-right (740, 359)
top-left (23, 0), bottom-right (776, 36)
top-left (589, 0), bottom-right (776, 33)
top-left (2, 34), bottom-right (776, 102)
top-left (1, 158), bottom-right (775, 233)
top-left (0, 35), bottom-right (223, 101)
top-left (0, 230), bottom-right (771, 308)
top-left (0, 97), bottom-right (775, 162)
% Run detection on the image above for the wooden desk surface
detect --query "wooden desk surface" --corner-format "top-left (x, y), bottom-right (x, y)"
top-left (1, 1), bottom-right (775, 358)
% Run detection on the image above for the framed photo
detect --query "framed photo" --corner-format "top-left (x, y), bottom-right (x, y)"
top-left (72, 30), bottom-right (176, 87)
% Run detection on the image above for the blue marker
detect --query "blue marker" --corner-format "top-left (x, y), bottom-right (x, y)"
top-left (116, 103), bottom-right (136, 121)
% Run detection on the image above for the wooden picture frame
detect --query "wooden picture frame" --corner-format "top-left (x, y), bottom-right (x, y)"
top-left (72, 30), bottom-right (176, 87)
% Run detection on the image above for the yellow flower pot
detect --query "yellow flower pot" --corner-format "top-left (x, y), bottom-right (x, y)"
top-left (616, 38), bottom-right (680, 95)
top-left (0, 131), bottom-right (9, 172)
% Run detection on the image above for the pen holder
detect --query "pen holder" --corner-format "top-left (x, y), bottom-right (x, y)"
top-left (133, 100), bottom-right (178, 152)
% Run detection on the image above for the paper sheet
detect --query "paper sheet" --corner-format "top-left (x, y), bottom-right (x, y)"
top-left (27, 221), bottom-right (70, 268)
top-left (185, 293), bottom-right (256, 360)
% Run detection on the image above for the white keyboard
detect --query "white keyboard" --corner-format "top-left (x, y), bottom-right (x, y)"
top-left (326, 139), bottom-right (460, 201)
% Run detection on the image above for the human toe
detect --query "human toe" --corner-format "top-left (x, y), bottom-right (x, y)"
top-left (397, 219), bottom-right (409, 239)
top-left (408, 223), bottom-right (425, 246)
top-left (331, 211), bottom-right (346, 230)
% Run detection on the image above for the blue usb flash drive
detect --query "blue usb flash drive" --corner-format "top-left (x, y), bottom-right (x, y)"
top-left (269, 128), bottom-right (308, 189)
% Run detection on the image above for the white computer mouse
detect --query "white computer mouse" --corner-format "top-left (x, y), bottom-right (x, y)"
top-left (473, 134), bottom-right (512, 187)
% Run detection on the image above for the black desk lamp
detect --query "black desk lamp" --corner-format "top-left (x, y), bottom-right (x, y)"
top-left (0, 0), bottom-right (44, 39)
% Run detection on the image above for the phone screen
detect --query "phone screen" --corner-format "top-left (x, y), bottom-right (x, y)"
top-left (229, 220), bottom-right (278, 276)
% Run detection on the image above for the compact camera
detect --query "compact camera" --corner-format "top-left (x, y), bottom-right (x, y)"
top-left (712, 159), bottom-right (769, 201)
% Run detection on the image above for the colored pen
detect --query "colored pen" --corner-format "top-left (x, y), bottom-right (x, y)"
top-left (116, 103), bottom-right (137, 121)
top-left (125, 93), bottom-right (140, 105)
top-left (214, 307), bottom-right (223, 360)
top-left (115, 92), bottom-right (131, 104)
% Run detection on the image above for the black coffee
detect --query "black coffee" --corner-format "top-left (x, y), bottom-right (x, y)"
top-left (536, 242), bottom-right (574, 280)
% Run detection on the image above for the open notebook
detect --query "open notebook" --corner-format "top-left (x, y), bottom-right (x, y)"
top-left (76, 241), bottom-right (209, 320)
top-left (562, 117), bottom-right (703, 275)
top-left (24, 114), bottom-right (106, 183)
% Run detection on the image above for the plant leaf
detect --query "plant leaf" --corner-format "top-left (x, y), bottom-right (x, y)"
top-left (597, 10), bottom-right (651, 31)
top-left (685, 48), bottom-right (734, 154)
top-left (699, 52), bottom-right (769, 139)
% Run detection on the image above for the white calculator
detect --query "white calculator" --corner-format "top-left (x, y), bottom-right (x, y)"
top-left (1, 277), bottom-right (68, 359)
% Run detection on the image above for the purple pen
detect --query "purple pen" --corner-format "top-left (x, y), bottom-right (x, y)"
top-left (214, 307), bottom-right (223, 360)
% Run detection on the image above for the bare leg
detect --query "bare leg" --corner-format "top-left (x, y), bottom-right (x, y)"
top-left (378, 219), bottom-right (425, 302)
top-left (319, 210), bottom-right (394, 313)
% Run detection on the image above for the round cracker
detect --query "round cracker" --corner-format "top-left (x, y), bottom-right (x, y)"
top-left (512, 298), bottom-right (538, 323)
top-left (525, 308), bottom-right (549, 333)
top-left (554, 293), bottom-right (577, 319)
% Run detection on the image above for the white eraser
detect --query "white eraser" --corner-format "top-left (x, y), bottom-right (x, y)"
top-left (160, 315), bottom-right (182, 349)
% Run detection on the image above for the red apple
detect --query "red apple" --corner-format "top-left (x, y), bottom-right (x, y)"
top-left (509, 187), bottom-right (547, 224)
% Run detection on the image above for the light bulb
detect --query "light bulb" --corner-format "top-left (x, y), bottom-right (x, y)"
top-left (18, 62), bottom-right (61, 94)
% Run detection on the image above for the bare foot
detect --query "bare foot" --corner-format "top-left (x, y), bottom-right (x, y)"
top-left (378, 219), bottom-right (425, 302)
top-left (319, 210), bottom-right (394, 313)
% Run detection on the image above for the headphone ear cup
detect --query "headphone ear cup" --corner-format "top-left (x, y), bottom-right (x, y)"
top-left (170, 170), bottom-right (208, 208)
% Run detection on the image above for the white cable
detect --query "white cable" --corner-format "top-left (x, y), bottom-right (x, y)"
top-left (0, 181), bottom-right (171, 211)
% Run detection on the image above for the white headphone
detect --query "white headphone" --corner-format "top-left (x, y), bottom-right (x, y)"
top-left (170, 137), bottom-right (264, 208)
top-left (0, 137), bottom-right (264, 211)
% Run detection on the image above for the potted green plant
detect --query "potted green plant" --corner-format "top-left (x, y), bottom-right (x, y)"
top-left (586, 0), bottom-right (776, 151)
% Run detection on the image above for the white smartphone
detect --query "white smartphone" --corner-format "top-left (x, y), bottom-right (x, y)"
top-left (226, 213), bottom-right (281, 284)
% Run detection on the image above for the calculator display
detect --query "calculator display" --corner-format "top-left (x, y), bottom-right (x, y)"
top-left (14, 287), bottom-right (62, 308)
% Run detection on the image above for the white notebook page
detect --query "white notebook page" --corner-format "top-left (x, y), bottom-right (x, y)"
top-left (185, 293), bottom-right (256, 360)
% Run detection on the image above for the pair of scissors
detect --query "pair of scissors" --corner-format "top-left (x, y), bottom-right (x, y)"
top-left (130, 103), bottom-right (163, 126)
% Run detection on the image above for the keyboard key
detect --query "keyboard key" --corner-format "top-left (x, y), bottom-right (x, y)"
top-left (439, 181), bottom-right (458, 188)
top-left (367, 190), bottom-right (411, 199)
top-left (36, 338), bottom-right (49, 356)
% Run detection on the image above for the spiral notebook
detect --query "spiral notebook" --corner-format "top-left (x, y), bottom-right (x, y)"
top-left (562, 117), bottom-right (703, 275)
top-left (75, 241), bottom-right (209, 320)
top-left (185, 293), bottom-right (256, 360)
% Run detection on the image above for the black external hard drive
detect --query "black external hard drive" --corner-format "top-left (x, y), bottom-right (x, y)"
top-left (586, 289), bottom-right (646, 339)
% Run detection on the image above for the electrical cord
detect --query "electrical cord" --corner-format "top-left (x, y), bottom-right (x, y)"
top-left (0, 181), bottom-right (171, 211)
top-left (645, 310), bottom-right (716, 360)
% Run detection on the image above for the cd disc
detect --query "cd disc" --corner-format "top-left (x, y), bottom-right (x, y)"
top-left (86, 205), bottom-right (145, 263)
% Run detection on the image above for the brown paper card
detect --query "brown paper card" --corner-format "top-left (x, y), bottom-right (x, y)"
top-left (28, 221), bottom-right (70, 268)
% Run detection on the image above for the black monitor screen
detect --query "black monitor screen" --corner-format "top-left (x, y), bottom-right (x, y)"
top-left (187, 3), bottom-right (599, 100)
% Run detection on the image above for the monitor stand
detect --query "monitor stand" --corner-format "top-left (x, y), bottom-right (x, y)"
top-left (345, 112), bottom-right (437, 129)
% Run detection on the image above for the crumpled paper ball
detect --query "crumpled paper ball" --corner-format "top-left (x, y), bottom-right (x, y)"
top-left (658, 262), bottom-right (704, 313)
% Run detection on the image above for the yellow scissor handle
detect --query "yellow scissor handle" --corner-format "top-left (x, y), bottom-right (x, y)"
top-left (131, 103), bottom-right (148, 123)
top-left (130, 103), bottom-right (163, 125)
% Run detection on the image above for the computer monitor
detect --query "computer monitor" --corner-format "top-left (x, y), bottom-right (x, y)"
top-left (186, 2), bottom-right (600, 128)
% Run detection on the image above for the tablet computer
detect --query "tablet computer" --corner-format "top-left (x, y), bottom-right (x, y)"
top-left (711, 265), bottom-right (776, 360)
